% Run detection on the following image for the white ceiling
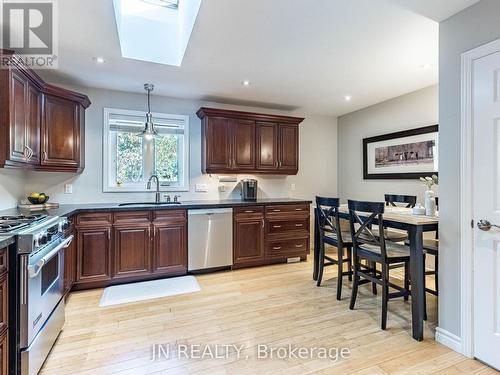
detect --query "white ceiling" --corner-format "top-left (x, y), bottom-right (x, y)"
top-left (38, 0), bottom-right (477, 116)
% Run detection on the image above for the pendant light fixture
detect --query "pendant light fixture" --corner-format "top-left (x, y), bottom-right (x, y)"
top-left (140, 83), bottom-right (158, 140)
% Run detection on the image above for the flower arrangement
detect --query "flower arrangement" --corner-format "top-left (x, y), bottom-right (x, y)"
top-left (420, 174), bottom-right (439, 189)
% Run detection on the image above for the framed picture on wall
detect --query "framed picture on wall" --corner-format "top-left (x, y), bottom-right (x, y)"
top-left (363, 125), bottom-right (438, 179)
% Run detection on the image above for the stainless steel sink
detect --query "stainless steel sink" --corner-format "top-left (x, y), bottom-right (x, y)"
top-left (118, 202), bottom-right (182, 207)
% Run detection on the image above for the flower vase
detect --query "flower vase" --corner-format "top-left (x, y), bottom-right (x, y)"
top-left (425, 189), bottom-right (436, 216)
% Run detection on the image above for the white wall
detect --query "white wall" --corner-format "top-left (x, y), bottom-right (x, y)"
top-left (0, 169), bottom-right (27, 209)
top-left (337, 85), bottom-right (438, 204)
top-left (23, 86), bottom-right (338, 204)
top-left (439, 0), bottom-right (500, 339)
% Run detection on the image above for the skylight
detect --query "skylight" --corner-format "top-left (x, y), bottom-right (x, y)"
top-left (113, 0), bottom-right (201, 66)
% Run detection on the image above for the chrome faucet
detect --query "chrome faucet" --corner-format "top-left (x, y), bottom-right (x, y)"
top-left (147, 174), bottom-right (161, 203)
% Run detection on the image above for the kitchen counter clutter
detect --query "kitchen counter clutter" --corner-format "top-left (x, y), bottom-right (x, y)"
top-left (0, 199), bottom-right (312, 293)
top-left (0, 198), bottom-right (312, 217)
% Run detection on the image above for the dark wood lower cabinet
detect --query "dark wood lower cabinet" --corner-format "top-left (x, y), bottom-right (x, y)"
top-left (113, 224), bottom-right (151, 279)
top-left (75, 227), bottom-right (112, 285)
top-left (233, 204), bottom-right (310, 269)
top-left (152, 222), bottom-right (187, 275)
top-left (233, 215), bottom-right (265, 269)
top-left (0, 331), bottom-right (7, 375)
top-left (0, 246), bottom-right (8, 375)
top-left (72, 210), bottom-right (187, 290)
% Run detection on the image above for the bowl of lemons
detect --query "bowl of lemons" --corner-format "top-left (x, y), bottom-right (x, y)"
top-left (28, 192), bottom-right (50, 204)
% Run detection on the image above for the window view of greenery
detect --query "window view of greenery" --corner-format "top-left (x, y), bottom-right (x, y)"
top-left (116, 131), bottom-right (143, 184)
top-left (155, 134), bottom-right (180, 183)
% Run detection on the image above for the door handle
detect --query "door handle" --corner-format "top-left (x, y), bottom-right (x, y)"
top-left (477, 219), bottom-right (500, 231)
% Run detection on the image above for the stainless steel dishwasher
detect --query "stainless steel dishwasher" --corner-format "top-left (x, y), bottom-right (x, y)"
top-left (188, 208), bottom-right (233, 272)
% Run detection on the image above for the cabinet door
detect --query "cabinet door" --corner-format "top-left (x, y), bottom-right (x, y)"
top-left (278, 124), bottom-right (298, 173)
top-left (205, 117), bottom-right (231, 172)
top-left (41, 95), bottom-right (81, 168)
top-left (0, 331), bottom-right (7, 375)
top-left (0, 275), bottom-right (7, 335)
top-left (63, 232), bottom-right (76, 294)
top-left (76, 227), bottom-right (111, 283)
top-left (232, 119), bottom-right (255, 170)
top-left (9, 70), bottom-right (28, 163)
top-left (233, 218), bottom-right (265, 268)
top-left (256, 122), bottom-right (278, 171)
top-left (152, 222), bottom-right (187, 275)
top-left (25, 83), bottom-right (41, 165)
top-left (113, 224), bottom-right (151, 279)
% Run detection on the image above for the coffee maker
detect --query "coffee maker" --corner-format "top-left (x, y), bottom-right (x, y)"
top-left (240, 179), bottom-right (258, 201)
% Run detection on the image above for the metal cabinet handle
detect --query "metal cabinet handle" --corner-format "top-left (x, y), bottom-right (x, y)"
top-left (295, 244), bottom-right (304, 248)
top-left (272, 209), bottom-right (281, 212)
top-left (273, 225), bottom-right (282, 228)
top-left (294, 208), bottom-right (303, 211)
top-left (273, 246), bottom-right (282, 250)
top-left (261, 219), bottom-right (265, 228)
top-left (244, 210), bottom-right (254, 213)
top-left (295, 224), bottom-right (303, 227)
top-left (477, 219), bottom-right (500, 231)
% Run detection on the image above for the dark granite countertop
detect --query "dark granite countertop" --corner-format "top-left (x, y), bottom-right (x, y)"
top-left (0, 198), bottom-right (312, 218)
top-left (0, 235), bottom-right (15, 248)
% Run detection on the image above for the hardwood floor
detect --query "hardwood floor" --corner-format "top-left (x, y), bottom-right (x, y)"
top-left (41, 252), bottom-right (494, 374)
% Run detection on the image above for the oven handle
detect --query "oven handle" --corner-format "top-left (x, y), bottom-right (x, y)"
top-left (27, 235), bottom-right (74, 279)
top-left (20, 254), bottom-right (28, 305)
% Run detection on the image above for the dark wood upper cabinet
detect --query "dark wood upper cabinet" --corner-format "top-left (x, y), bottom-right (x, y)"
top-left (278, 124), bottom-right (299, 172)
top-left (0, 49), bottom-right (90, 173)
top-left (197, 108), bottom-right (304, 175)
top-left (256, 122), bottom-right (278, 171)
top-left (233, 119), bottom-right (256, 170)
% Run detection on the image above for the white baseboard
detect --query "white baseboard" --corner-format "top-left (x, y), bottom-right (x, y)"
top-left (436, 327), bottom-right (463, 354)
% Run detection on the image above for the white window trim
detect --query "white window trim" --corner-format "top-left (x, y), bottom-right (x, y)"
top-left (102, 107), bottom-right (190, 193)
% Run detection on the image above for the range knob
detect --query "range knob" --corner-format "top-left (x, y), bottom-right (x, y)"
top-left (39, 233), bottom-right (48, 245)
top-left (60, 219), bottom-right (70, 232)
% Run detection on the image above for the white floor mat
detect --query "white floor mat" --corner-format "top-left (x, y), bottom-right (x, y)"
top-left (99, 276), bottom-right (201, 307)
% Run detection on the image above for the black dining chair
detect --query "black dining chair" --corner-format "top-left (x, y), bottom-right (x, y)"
top-left (315, 196), bottom-right (353, 300)
top-left (424, 196), bottom-right (439, 296)
top-left (367, 194), bottom-right (418, 243)
top-left (348, 199), bottom-right (411, 330)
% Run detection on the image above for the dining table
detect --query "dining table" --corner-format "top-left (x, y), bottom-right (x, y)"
top-left (313, 204), bottom-right (439, 341)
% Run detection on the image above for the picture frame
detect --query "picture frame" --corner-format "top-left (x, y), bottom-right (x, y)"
top-left (363, 125), bottom-right (439, 180)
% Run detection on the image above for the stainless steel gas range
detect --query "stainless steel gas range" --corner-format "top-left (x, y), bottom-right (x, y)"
top-left (2, 214), bottom-right (71, 375)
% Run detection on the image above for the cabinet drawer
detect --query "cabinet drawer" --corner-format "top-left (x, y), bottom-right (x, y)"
top-left (0, 275), bottom-right (7, 335)
top-left (114, 211), bottom-right (150, 224)
top-left (266, 238), bottom-right (309, 257)
top-left (0, 248), bottom-right (7, 276)
top-left (153, 210), bottom-right (187, 222)
top-left (76, 212), bottom-right (112, 227)
top-left (265, 204), bottom-right (310, 217)
top-left (234, 206), bottom-right (264, 219)
top-left (267, 218), bottom-right (309, 234)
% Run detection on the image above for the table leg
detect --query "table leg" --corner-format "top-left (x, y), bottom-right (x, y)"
top-left (313, 207), bottom-right (319, 281)
top-left (408, 225), bottom-right (425, 341)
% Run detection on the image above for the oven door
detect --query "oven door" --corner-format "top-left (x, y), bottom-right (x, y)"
top-left (20, 235), bottom-right (73, 348)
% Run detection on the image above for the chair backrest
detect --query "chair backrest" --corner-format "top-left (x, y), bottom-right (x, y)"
top-left (315, 196), bottom-right (346, 245)
top-left (348, 199), bottom-right (388, 260)
top-left (384, 194), bottom-right (417, 208)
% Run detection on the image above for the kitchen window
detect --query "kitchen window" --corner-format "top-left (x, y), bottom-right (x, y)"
top-left (103, 108), bottom-right (189, 192)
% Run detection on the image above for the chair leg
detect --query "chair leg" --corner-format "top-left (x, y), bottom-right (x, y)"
top-left (336, 246), bottom-right (343, 300)
top-left (435, 254), bottom-right (439, 295)
top-left (347, 246), bottom-right (353, 281)
top-left (423, 254), bottom-right (427, 321)
top-left (316, 241), bottom-right (325, 287)
top-left (349, 255), bottom-right (360, 310)
top-left (381, 263), bottom-right (389, 330)
top-left (370, 261), bottom-right (377, 295)
top-left (404, 261), bottom-right (410, 301)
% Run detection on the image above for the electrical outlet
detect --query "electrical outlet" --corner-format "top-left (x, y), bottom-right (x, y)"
top-left (195, 183), bottom-right (209, 192)
top-left (64, 184), bottom-right (73, 194)
top-left (218, 185), bottom-right (227, 192)
top-left (290, 183), bottom-right (296, 191)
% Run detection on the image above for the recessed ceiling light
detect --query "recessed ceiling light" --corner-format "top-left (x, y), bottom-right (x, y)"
top-left (242, 80), bottom-right (251, 86)
top-left (420, 63), bottom-right (432, 69)
top-left (344, 95), bottom-right (352, 101)
top-left (93, 57), bottom-right (107, 64)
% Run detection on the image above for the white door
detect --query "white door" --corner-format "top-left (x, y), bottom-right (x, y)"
top-left (473, 49), bottom-right (500, 370)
